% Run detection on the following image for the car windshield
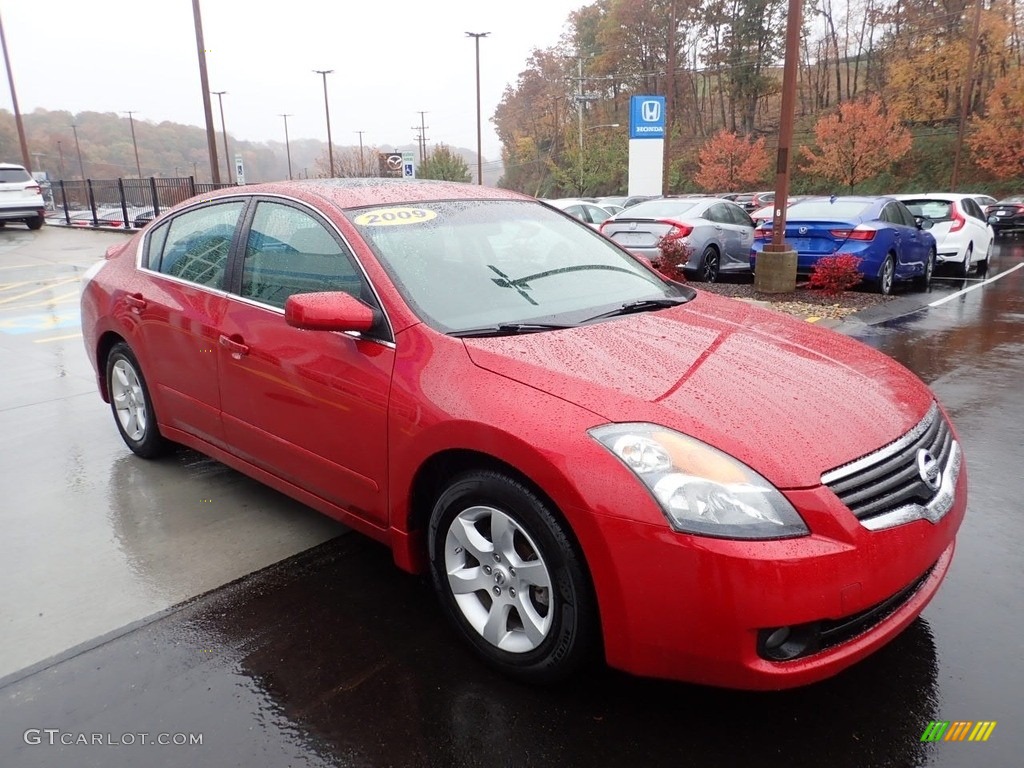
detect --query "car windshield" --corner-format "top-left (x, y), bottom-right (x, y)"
top-left (786, 199), bottom-right (872, 219)
top-left (900, 199), bottom-right (953, 221)
top-left (346, 200), bottom-right (685, 333)
top-left (620, 200), bottom-right (698, 218)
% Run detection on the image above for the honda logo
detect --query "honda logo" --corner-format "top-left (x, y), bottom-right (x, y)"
top-left (641, 100), bottom-right (662, 122)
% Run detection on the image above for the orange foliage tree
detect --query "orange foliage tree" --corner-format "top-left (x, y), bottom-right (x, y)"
top-left (694, 130), bottom-right (771, 191)
top-left (800, 96), bottom-right (912, 191)
top-left (968, 70), bottom-right (1024, 180)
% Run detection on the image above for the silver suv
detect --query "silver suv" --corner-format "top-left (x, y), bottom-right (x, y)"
top-left (0, 163), bottom-right (45, 230)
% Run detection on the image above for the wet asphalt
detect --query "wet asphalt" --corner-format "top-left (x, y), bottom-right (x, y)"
top-left (1, 228), bottom-right (1022, 767)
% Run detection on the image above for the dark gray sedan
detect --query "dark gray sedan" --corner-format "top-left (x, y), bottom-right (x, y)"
top-left (598, 197), bottom-right (755, 282)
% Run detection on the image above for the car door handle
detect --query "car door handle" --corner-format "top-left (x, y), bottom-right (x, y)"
top-left (124, 293), bottom-right (147, 310)
top-left (219, 334), bottom-right (250, 358)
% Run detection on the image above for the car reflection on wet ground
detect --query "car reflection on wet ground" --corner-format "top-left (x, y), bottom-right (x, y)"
top-left (1, 232), bottom-right (1022, 768)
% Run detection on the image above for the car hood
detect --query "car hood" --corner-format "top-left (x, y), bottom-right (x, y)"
top-left (463, 292), bottom-right (932, 488)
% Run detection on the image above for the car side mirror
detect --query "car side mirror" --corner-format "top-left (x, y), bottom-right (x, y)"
top-left (285, 291), bottom-right (376, 333)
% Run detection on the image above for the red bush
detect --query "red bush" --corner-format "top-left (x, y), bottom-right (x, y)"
top-left (808, 254), bottom-right (863, 296)
top-left (651, 233), bottom-right (692, 282)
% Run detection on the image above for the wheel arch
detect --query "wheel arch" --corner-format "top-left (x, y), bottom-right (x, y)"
top-left (95, 331), bottom-right (128, 402)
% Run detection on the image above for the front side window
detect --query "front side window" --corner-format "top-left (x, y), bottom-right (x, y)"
top-left (346, 200), bottom-right (683, 333)
top-left (157, 202), bottom-right (244, 288)
top-left (241, 202), bottom-right (366, 310)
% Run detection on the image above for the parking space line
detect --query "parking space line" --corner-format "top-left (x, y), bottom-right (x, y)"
top-left (0, 264), bottom-right (38, 271)
top-left (0, 278), bottom-right (80, 306)
top-left (0, 281), bottom-right (36, 292)
top-left (928, 262), bottom-right (1024, 308)
top-left (33, 333), bottom-right (82, 344)
top-left (0, 291), bottom-right (80, 312)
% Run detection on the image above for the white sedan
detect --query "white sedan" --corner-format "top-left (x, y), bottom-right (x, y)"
top-left (893, 193), bottom-right (993, 276)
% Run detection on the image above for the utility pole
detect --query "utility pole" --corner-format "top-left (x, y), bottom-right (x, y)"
top-left (662, 1), bottom-right (677, 195)
top-left (71, 123), bottom-right (86, 180)
top-left (192, 0), bottom-right (220, 183)
top-left (56, 140), bottom-right (66, 179)
top-left (124, 110), bottom-right (143, 178)
top-left (314, 69), bottom-right (335, 177)
top-left (280, 114), bottom-right (294, 180)
top-left (354, 130), bottom-right (366, 176)
top-left (416, 111), bottom-right (429, 162)
top-left (0, 10), bottom-right (32, 172)
top-left (951, 0), bottom-right (984, 190)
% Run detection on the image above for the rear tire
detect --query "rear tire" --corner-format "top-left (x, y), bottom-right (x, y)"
top-left (958, 244), bottom-right (972, 277)
top-left (915, 249), bottom-right (935, 290)
top-left (26, 215), bottom-right (44, 231)
top-left (877, 254), bottom-right (896, 295)
top-left (105, 342), bottom-right (171, 458)
top-left (697, 245), bottom-right (720, 283)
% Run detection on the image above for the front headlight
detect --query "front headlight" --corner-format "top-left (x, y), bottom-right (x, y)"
top-left (590, 423), bottom-right (809, 540)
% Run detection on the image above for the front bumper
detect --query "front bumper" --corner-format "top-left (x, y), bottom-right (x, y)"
top-left (572, 462), bottom-right (966, 690)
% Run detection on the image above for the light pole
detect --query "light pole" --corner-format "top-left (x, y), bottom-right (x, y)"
top-left (314, 69), bottom-right (335, 177)
top-left (0, 10), bottom-right (31, 172)
top-left (355, 130), bottom-right (366, 176)
top-left (124, 110), bottom-right (143, 177)
top-left (465, 32), bottom-right (489, 185)
top-left (191, 0), bottom-right (220, 183)
top-left (211, 91), bottom-right (233, 184)
top-left (71, 123), bottom-right (86, 180)
top-left (279, 114), bottom-right (294, 180)
top-left (56, 140), bottom-right (66, 179)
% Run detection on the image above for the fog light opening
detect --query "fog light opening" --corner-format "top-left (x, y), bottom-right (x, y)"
top-left (758, 624), bottom-right (820, 661)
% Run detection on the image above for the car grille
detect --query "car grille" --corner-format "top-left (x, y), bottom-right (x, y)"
top-left (821, 402), bottom-right (960, 531)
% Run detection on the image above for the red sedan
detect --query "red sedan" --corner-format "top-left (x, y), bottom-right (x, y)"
top-left (80, 180), bottom-right (966, 689)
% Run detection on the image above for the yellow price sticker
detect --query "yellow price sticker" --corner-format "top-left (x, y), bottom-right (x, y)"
top-left (352, 207), bottom-right (438, 226)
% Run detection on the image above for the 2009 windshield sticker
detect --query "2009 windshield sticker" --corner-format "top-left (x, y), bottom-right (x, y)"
top-left (353, 208), bottom-right (437, 226)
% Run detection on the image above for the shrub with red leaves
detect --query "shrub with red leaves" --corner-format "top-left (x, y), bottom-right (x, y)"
top-left (651, 233), bottom-right (692, 282)
top-left (808, 254), bottom-right (864, 296)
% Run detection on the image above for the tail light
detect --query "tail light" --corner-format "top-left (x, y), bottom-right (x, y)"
top-left (659, 220), bottom-right (692, 238)
top-left (753, 228), bottom-right (772, 240)
top-left (950, 207), bottom-right (966, 232)
top-left (27, 183), bottom-right (41, 196)
top-left (830, 227), bottom-right (875, 241)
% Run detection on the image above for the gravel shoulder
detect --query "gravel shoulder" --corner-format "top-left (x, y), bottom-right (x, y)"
top-left (695, 278), bottom-right (895, 322)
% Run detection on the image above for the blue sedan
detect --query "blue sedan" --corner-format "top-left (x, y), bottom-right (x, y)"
top-left (750, 196), bottom-right (937, 294)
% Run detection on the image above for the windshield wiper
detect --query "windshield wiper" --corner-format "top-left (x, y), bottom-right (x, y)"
top-left (580, 297), bottom-right (690, 323)
top-left (449, 322), bottom-right (577, 338)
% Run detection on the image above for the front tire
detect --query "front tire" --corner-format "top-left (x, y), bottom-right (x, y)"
top-left (877, 253), bottom-right (896, 295)
top-left (427, 470), bottom-right (597, 683)
top-left (105, 342), bottom-right (170, 458)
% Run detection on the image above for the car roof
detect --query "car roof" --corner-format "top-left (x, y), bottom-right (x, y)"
top-left (891, 193), bottom-right (976, 201)
top-left (199, 178), bottom-right (528, 210)
top-left (0, 162), bottom-right (27, 170)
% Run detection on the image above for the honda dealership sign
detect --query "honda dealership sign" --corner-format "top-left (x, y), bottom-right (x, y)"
top-left (629, 96), bottom-right (666, 139)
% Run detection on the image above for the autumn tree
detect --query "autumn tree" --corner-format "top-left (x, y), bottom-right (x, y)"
top-left (800, 96), bottom-right (911, 190)
top-left (417, 144), bottom-right (471, 183)
top-left (694, 130), bottom-right (771, 190)
top-left (968, 70), bottom-right (1024, 180)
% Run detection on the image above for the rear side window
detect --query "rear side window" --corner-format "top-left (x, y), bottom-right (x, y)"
top-left (0, 167), bottom-right (31, 183)
top-left (143, 224), bottom-right (170, 270)
top-left (240, 202), bottom-right (366, 310)
top-left (156, 202), bottom-right (244, 288)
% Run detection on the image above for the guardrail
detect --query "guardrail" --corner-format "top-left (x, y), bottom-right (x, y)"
top-left (47, 177), bottom-right (236, 230)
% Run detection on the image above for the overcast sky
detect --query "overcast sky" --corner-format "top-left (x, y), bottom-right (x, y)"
top-left (2, 0), bottom-right (587, 163)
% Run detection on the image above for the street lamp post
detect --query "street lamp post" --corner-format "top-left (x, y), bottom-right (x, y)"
top-left (465, 32), bottom-right (489, 185)
top-left (124, 110), bottom-right (143, 178)
top-left (211, 91), bottom-right (233, 184)
top-left (71, 123), bottom-right (86, 180)
top-left (314, 69), bottom-right (335, 177)
top-left (56, 141), bottom-right (66, 179)
top-left (280, 114), bottom-right (294, 180)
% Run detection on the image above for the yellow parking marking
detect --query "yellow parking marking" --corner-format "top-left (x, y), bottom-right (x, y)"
top-left (0, 263), bottom-right (38, 271)
top-left (0, 280), bottom-right (36, 292)
top-left (0, 291), bottom-right (80, 312)
top-left (33, 333), bottom-right (82, 344)
top-left (0, 277), bottom-right (80, 306)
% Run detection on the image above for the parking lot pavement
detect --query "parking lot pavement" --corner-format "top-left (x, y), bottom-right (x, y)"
top-left (0, 227), bottom-right (346, 681)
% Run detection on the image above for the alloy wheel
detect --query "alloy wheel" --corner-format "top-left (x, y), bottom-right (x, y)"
top-left (111, 359), bottom-right (148, 442)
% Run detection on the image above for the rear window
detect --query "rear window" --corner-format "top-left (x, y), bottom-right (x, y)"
top-left (900, 199), bottom-right (953, 221)
top-left (787, 199), bottom-right (872, 220)
top-left (0, 168), bottom-right (31, 183)
top-left (621, 200), bottom-right (697, 218)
